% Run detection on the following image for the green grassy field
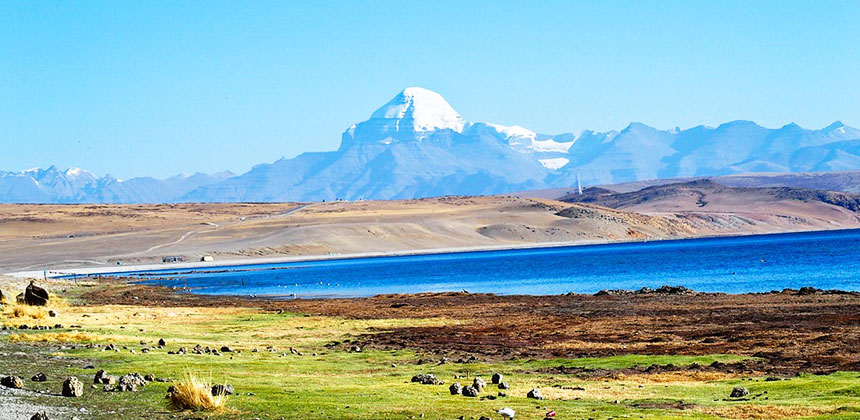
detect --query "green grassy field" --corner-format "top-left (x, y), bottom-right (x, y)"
top-left (2, 296), bottom-right (860, 419)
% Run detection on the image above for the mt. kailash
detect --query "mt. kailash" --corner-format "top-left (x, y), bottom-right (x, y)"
top-left (4, 87), bottom-right (860, 203)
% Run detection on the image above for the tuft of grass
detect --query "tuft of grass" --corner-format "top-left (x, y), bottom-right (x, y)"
top-left (168, 371), bottom-right (228, 412)
top-left (7, 304), bottom-right (47, 319)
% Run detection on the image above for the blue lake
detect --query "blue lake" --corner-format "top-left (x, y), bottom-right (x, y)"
top-left (107, 229), bottom-right (860, 298)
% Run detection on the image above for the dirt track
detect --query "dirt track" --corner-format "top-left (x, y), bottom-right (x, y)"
top-left (84, 284), bottom-right (860, 375)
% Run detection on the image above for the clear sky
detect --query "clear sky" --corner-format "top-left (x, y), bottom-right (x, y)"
top-left (2, 1), bottom-right (858, 179)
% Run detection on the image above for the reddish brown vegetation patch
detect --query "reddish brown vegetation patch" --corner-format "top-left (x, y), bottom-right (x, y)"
top-left (83, 284), bottom-right (860, 374)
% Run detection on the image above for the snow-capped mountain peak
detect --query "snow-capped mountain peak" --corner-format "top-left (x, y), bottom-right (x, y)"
top-left (369, 87), bottom-right (466, 133)
top-left (485, 123), bottom-right (536, 140)
top-left (64, 167), bottom-right (96, 179)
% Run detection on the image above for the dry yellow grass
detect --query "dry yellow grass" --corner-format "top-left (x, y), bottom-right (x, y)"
top-left (9, 331), bottom-right (100, 343)
top-left (6, 304), bottom-right (47, 319)
top-left (696, 404), bottom-right (833, 419)
top-left (169, 372), bottom-right (228, 412)
top-left (617, 371), bottom-right (743, 383)
top-left (1, 295), bottom-right (70, 326)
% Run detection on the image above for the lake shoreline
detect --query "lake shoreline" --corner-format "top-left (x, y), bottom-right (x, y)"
top-left (26, 227), bottom-right (859, 300)
top-left (10, 226), bottom-right (858, 281)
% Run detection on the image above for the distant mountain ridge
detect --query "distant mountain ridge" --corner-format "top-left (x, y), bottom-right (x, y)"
top-left (0, 166), bottom-right (234, 203)
top-left (3, 87), bottom-right (860, 203)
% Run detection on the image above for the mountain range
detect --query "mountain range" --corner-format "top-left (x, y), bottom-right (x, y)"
top-left (3, 87), bottom-right (860, 203)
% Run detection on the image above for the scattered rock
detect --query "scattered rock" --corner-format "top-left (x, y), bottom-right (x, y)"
top-left (730, 387), bottom-right (750, 398)
top-left (24, 282), bottom-right (50, 306)
top-left (62, 377), bottom-right (83, 397)
top-left (48, 310), bottom-right (58, 317)
top-left (472, 377), bottom-right (486, 392)
top-left (31, 372), bottom-right (47, 382)
top-left (220, 346), bottom-right (233, 353)
top-left (527, 388), bottom-right (543, 400)
top-left (462, 385), bottom-right (478, 397)
top-left (93, 370), bottom-right (116, 385)
top-left (595, 285), bottom-right (696, 297)
top-left (30, 413), bottom-right (49, 420)
top-left (498, 382), bottom-right (510, 390)
top-left (449, 382), bottom-right (463, 395)
top-left (144, 374), bottom-right (155, 382)
top-left (158, 338), bottom-right (166, 347)
top-left (350, 345), bottom-right (362, 353)
top-left (491, 373), bottom-right (503, 384)
top-left (211, 384), bottom-right (234, 396)
top-left (115, 373), bottom-right (147, 392)
top-left (497, 408), bottom-right (516, 419)
top-left (411, 374), bottom-right (444, 385)
top-left (1, 375), bottom-right (24, 389)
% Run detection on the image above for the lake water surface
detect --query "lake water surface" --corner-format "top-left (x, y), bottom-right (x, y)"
top-left (114, 229), bottom-right (860, 298)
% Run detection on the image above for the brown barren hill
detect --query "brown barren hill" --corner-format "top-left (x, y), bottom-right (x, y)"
top-left (560, 179), bottom-right (860, 231)
top-left (1, 184), bottom-right (859, 272)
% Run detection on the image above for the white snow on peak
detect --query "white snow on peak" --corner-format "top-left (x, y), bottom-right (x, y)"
top-left (538, 157), bottom-right (570, 170)
top-left (65, 167), bottom-right (89, 177)
top-left (486, 123), bottom-right (536, 140)
top-left (530, 138), bottom-right (575, 153)
top-left (486, 123), bottom-right (574, 153)
top-left (370, 87), bottom-right (465, 133)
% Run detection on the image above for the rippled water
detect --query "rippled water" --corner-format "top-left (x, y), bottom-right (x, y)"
top-left (110, 229), bottom-right (860, 298)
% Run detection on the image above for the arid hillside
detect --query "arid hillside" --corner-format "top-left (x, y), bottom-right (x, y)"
top-left (561, 180), bottom-right (860, 229)
top-left (2, 187), bottom-right (860, 273)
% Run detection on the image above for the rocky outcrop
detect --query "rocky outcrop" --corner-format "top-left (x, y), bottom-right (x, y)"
top-left (62, 377), bottom-right (83, 397)
top-left (24, 282), bottom-right (49, 306)
top-left (411, 374), bottom-right (443, 385)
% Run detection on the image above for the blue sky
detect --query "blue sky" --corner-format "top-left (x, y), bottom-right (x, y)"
top-left (2, 1), bottom-right (858, 178)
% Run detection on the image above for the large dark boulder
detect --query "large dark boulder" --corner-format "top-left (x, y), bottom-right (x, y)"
top-left (1, 375), bottom-right (24, 389)
top-left (25, 282), bottom-right (49, 306)
top-left (449, 382), bottom-right (463, 395)
top-left (462, 385), bottom-right (478, 397)
top-left (62, 377), bottom-right (83, 397)
top-left (730, 386), bottom-right (750, 398)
